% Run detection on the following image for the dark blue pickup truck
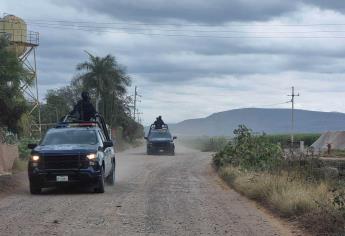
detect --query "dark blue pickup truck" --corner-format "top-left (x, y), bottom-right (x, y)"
top-left (145, 124), bottom-right (177, 155)
top-left (27, 121), bottom-right (116, 194)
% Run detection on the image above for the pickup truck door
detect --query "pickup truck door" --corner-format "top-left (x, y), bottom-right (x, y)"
top-left (99, 131), bottom-right (111, 176)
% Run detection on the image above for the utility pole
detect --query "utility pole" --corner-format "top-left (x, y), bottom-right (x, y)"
top-left (133, 86), bottom-right (137, 121)
top-left (132, 86), bottom-right (142, 122)
top-left (288, 86), bottom-right (299, 145)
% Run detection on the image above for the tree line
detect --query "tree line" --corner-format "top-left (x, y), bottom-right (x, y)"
top-left (0, 36), bottom-right (143, 142)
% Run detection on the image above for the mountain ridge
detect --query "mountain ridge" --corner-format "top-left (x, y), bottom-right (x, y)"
top-left (168, 108), bottom-right (345, 136)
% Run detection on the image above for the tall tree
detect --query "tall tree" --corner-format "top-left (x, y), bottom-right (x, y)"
top-left (0, 36), bottom-right (30, 133)
top-left (40, 79), bottom-right (83, 124)
top-left (40, 52), bottom-right (143, 141)
top-left (76, 52), bottom-right (131, 124)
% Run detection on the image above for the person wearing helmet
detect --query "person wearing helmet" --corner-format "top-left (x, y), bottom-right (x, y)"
top-left (70, 91), bottom-right (96, 121)
top-left (154, 116), bottom-right (165, 129)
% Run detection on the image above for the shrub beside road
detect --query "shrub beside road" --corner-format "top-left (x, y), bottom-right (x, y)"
top-left (212, 125), bottom-right (345, 235)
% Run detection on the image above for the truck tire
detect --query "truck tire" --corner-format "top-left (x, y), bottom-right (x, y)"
top-left (94, 167), bottom-right (105, 193)
top-left (106, 159), bottom-right (115, 185)
top-left (169, 145), bottom-right (175, 156)
top-left (29, 181), bottom-right (41, 194)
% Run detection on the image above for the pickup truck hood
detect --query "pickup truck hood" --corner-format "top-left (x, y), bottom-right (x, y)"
top-left (34, 144), bottom-right (98, 154)
top-left (149, 138), bottom-right (171, 142)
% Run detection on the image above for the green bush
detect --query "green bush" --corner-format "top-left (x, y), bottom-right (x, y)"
top-left (0, 128), bottom-right (18, 144)
top-left (18, 137), bottom-right (38, 160)
top-left (330, 182), bottom-right (345, 220)
top-left (213, 125), bottom-right (283, 171)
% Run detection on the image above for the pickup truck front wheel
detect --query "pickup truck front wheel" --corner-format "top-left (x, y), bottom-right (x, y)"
top-left (94, 168), bottom-right (105, 193)
top-left (106, 159), bottom-right (115, 185)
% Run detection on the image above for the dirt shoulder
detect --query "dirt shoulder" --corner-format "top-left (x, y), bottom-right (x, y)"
top-left (0, 171), bottom-right (27, 199)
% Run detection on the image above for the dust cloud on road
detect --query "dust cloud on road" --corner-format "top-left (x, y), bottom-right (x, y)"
top-left (0, 145), bottom-right (296, 236)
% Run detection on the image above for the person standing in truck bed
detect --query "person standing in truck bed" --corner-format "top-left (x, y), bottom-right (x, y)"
top-left (154, 116), bottom-right (165, 129)
top-left (70, 91), bottom-right (96, 121)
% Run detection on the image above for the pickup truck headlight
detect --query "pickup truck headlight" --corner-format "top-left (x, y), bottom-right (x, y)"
top-left (31, 155), bottom-right (40, 161)
top-left (86, 153), bottom-right (97, 160)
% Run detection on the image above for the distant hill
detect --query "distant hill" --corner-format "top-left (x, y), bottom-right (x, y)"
top-left (168, 108), bottom-right (345, 136)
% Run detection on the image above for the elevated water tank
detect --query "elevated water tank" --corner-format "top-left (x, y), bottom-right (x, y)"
top-left (0, 14), bottom-right (27, 57)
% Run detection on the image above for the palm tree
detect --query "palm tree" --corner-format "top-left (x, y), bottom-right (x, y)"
top-left (76, 52), bottom-right (131, 123)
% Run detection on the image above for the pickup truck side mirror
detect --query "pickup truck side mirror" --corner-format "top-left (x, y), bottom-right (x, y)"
top-left (173, 136), bottom-right (177, 140)
top-left (144, 136), bottom-right (148, 140)
top-left (103, 141), bottom-right (113, 148)
top-left (27, 143), bottom-right (37, 149)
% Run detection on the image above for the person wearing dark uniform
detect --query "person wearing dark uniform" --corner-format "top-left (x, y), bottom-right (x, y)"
top-left (70, 91), bottom-right (96, 121)
top-left (154, 116), bottom-right (165, 129)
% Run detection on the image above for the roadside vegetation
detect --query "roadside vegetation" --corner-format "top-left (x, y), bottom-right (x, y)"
top-left (324, 149), bottom-right (345, 158)
top-left (182, 133), bottom-right (320, 153)
top-left (38, 52), bottom-right (144, 144)
top-left (264, 133), bottom-right (321, 147)
top-left (0, 34), bottom-right (143, 165)
top-left (181, 136), bottom-right (229, 152)
top-left (0, 36), bottom-right (30, 134)
top-left (213, 125), bottom-right (345, 235)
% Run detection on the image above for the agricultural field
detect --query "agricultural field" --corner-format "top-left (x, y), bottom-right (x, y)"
top-left (263, 133), bottom-right (321, 147)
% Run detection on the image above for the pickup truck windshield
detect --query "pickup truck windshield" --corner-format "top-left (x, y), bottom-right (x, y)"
top-left (41, 129), bottom-right (98, 145)
top-left (149, 131), bottom-right (172, 139)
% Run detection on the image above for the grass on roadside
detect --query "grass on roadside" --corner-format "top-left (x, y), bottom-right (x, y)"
top-left (219, 166), bottom-right (328, 216)
top-left (218, 165), bottom-right (345, 234)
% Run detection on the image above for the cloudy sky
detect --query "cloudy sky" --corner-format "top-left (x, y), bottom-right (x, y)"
top-left (2, 0), bottom-right (345, 124)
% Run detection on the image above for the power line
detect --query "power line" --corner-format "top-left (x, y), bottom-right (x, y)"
top-left (23, 18), bottom-right (345, 39)
top-left (27, 24), bottom-right (345, 39)
top-left (25, 18), bottom-right (345, 28)
top-left (27, 21), bottom-right (345, 34)
top-left (256, 101), bottom-right (291, 107)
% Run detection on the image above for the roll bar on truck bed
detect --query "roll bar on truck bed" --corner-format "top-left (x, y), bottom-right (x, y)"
top-left (57, 113), bottom-right (111, 141)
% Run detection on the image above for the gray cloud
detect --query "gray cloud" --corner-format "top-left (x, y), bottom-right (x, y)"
top-left (304, 0), bottom-right (345, 13)
top-left (56, 0), bottom-right (297, 24)
top-left (4, 0), bottom-right (345, 123)
top-left (56, 0), bottom-right (345, 24)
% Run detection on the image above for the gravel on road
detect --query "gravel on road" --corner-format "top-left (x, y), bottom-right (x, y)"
top-left (0, 146), bottom-right (299, 236)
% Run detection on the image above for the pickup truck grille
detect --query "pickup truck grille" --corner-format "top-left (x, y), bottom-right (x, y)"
top-left (153, 142), bottom-right (170, 148)
top-left (43, 155), bottom-right (80, 169)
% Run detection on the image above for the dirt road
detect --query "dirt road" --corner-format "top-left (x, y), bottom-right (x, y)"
top-left (0, 146), bottom-right (298, 236)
